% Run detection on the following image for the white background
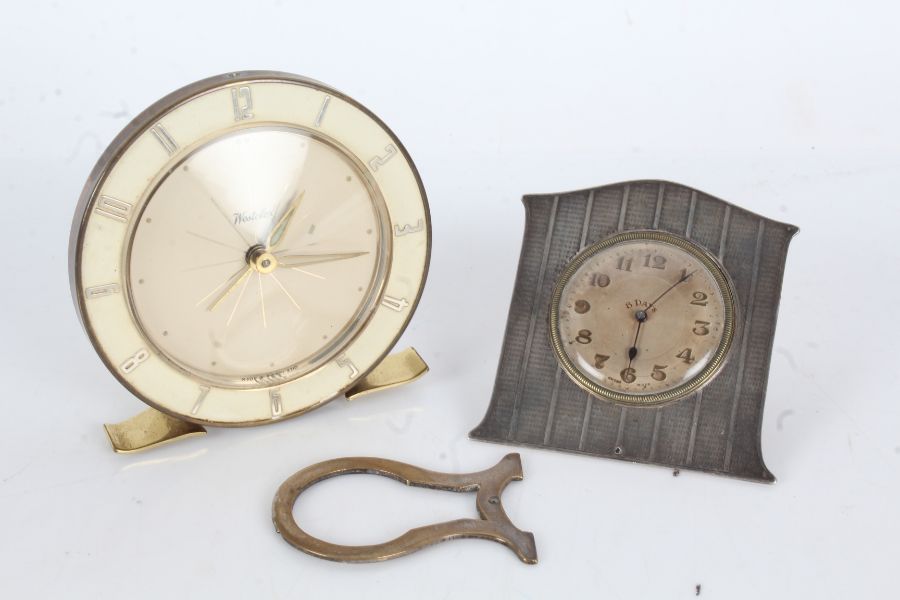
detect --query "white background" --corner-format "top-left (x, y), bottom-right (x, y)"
top-left (1, 1), bottom-right (898, 598)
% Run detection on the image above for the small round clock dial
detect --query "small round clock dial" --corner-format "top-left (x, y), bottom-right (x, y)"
top-left (71, 72), bottom-right (430, 425)
top-left (550, 230), bottom-right (737, 406)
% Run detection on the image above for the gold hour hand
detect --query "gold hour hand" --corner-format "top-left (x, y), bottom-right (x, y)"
top-left (266, 190), bottom-right (305, 250)
top-left (277, 251), bottom-right (369, 268)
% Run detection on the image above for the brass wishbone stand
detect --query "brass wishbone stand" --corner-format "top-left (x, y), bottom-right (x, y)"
top-left (272, 453), bottom-right (538, 564)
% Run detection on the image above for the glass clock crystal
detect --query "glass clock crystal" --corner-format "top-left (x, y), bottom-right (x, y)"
top-left (70, 71), bottom-right (430, 450)
top-left (550, 231), bottom-right (737, 405)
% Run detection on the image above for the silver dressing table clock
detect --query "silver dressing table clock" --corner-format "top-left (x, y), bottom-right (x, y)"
top-left (472, 180), bottom-right (797, 482)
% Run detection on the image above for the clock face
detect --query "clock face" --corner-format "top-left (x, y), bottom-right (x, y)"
top-left (129, 127), bottom-right (387, 388)
top-left (550, 230), bottom-right (737, 406)
top-left (71, 72), bottom-right (430, 425)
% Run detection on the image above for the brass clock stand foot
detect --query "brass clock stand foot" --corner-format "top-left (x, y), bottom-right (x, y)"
top-left (345, 347), bottom-right (428, 400)
top-left (103, 347), bottom-right (429, 453)
top-left (103, 409), bottom-right (206, 454)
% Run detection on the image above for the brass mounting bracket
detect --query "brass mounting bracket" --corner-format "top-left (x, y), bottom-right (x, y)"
top-left (271, 453), bottom-right (538, 564)
top-left (345, 347), bottom-right (428, 401)
top-left (103, 347), bottom-right (428, 453)
top-left (103, 408), bottom-right (206, 454)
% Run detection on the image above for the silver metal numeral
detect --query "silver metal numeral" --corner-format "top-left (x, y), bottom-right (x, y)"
top-left (150, 123), bottom-right (178, 155)
top-left (270, 388), bottom-right (283, 417)
top-left (231, 86), bottom-right (254, 121)
top-left (381, 295), bottom-right (410, 312)
top-left (85, 283), bottom-right (120, 298)
top-left (94, 195), bottom-right (132, 222)
top-left (368, 144), bottom-right (397, 172)
top-left (315, 95), bottom-right (331, 127)
top-left (394, 219), bottom-right (425, 237)
top-left (191, 386), bottom-right (210, 415)
top-left (336, 355), bottom-right (359, 379)
top-left (120, 348), bottom-right (150, 374)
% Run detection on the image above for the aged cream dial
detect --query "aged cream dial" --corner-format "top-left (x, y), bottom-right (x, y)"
top-left (550, 230), bottom-right (737, 405)
top-left (70, 71), bottom-right (430, 426)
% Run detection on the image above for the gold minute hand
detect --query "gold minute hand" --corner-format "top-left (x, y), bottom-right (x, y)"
top-left (277, 252), bottom-right (369, 268)
top-left (206, 265), bottom-right (253, 311)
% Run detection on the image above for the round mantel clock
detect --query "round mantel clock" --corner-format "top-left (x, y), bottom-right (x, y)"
top-left (69, 71), bottom-right (430, 453)
top-left (471, 180), bottom-right (797, 483)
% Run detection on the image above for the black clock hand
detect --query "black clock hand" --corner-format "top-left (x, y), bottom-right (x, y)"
top-left (627, 310), bottom-right (647, 367)
top-left (627, 270), bottom-right (694, 365)
top-left (646, 269), bottom-right (696, 311)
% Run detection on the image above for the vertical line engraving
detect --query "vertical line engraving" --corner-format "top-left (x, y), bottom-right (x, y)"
top-left (507, 196), bottom-right (559, 439)
top-left (544, 191), bottom-right (594, 445)
top-left (578, 190), bottom-right (595, 248)
top-left (718, 206), bottom-right (732, 260)
top-left (544, 369), bottom-right (564, 445)
top-left (723, 219), bottom-right (765, 469)
top-left (648, 408), bottom-right (663, 461)
top-left (685, 390), bottom-right (704, 465)
top-left (647, 181), bottom-right (668, 460)
top-left (616, 184), bottom-right (631, 231)
top-left (611, 184), bottom-right (631, 452)
top-left (685, 198), bottom-right (725, 465)
top-left (653, 182), bottom-right (665, 228)
top-left (685, 191), bottom-right (697, 238)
